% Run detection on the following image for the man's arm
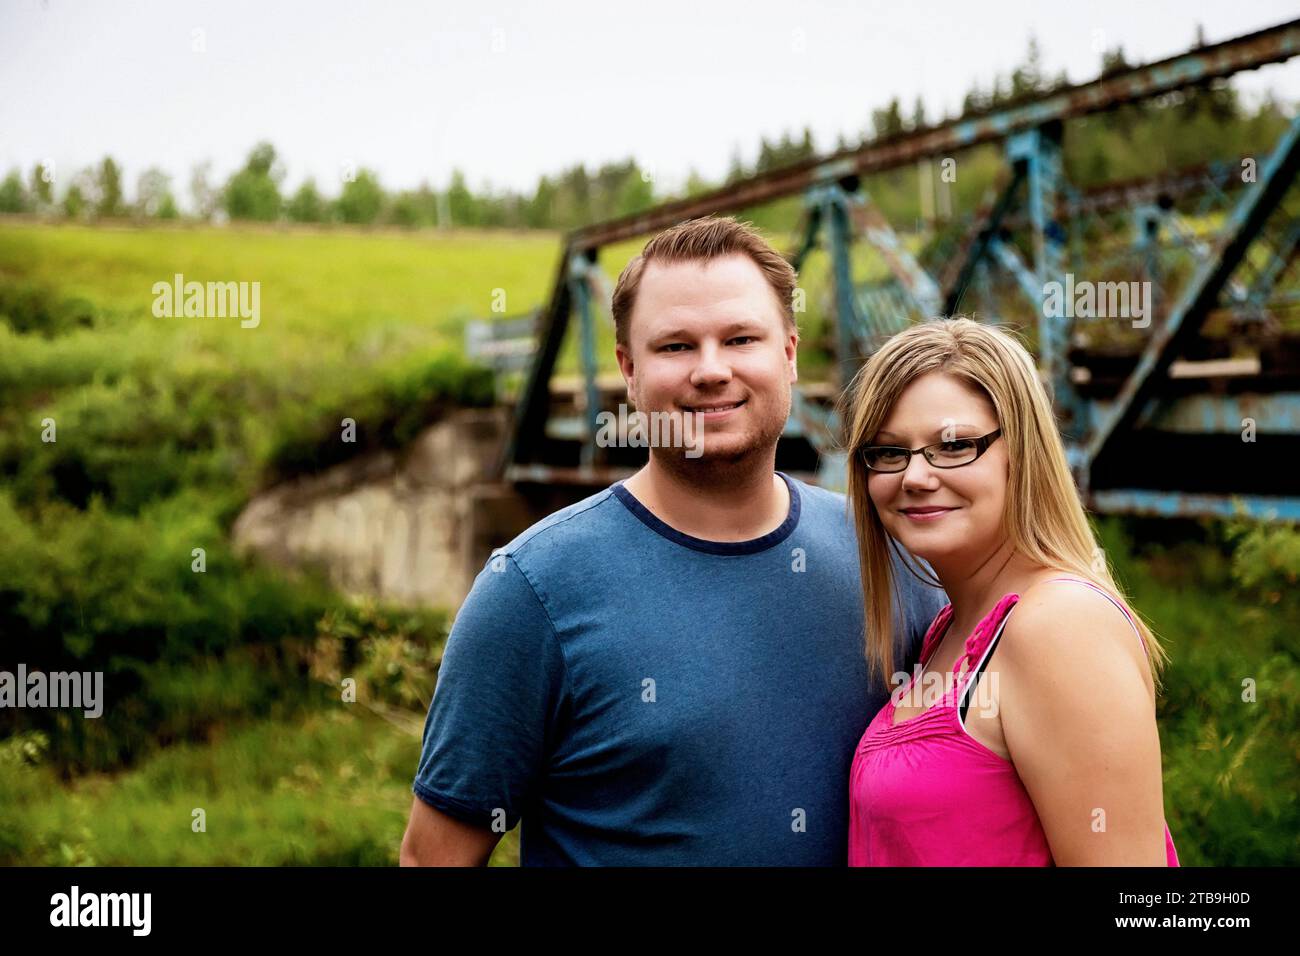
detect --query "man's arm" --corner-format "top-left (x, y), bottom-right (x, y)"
top-left (404, 553), bottom-right (566, 867)
top-left (399, 796), bottom-right (501, 867)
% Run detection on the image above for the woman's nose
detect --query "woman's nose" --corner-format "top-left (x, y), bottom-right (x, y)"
top-left (900, 451), bottom-right (940, 490)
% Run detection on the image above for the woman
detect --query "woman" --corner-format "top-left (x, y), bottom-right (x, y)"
top-left (842, 317), bottom-right (1178, 866)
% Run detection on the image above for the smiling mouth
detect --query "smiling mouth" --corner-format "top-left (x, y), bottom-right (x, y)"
top-left (900, 507), bottom-right (957, 516)
top-left (681, 399), bottom-right (746, 413)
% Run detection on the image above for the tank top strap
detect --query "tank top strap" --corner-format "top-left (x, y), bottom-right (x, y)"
top-left (916, 603), bottom-right (955, 667)
top-left (1040, 577), bottom-right (1148, 654)
top-left (951, 592), bottom-right (1021, 680)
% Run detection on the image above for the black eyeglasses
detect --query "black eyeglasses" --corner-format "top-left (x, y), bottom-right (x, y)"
top-left (859, 429), bottom-right (1002, 473)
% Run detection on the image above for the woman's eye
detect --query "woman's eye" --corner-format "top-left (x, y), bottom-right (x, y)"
top-left (867, 449), bottom-right (906, 464)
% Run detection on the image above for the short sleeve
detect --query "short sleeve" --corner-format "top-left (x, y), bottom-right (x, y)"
top-left (889, 547), bottom-right (949, 672)
top-left (411, 554), bottom-right (568, 831)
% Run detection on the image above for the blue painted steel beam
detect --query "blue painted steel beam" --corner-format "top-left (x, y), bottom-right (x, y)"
top-left (818, 184), bottom-right (864, 387)
top-left (1006, 124), bottom-right (1090, 441)
top-left (943, 164), bottom-right (1026, 315)
top-left (986, 235), bottom-right (1044, 311)
top-left (563, 21), bottom-right (1300, 252)
top-left (848, 192), bottom-right (942, 317)
top-left (1248, 216), bottom-right (1300, 304)
top-left (1096, 392), bottom-right (1300, 433)
top-left (501, 20), bottom-right (1300, 480)
top-left (569, 253), bottom-right (603, 470)
top-left (1090, 489), bottom-right (1300, 523)
top-left (498, 243), bottom-right (574, 475)
top-left (1162, 209), bottom-right (1252, 303)
top-left (1083, 112), bottom-right (1300, 472)
top-left (788, 204), bottom-right (824, 272)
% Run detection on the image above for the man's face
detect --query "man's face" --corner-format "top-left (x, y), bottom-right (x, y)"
top-left (615, 253), bottom-right (798, 465)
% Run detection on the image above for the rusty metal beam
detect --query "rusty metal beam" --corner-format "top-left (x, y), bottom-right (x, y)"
top-left (499, 17), bottom-right (1300, 481)
top-left (497, 242), bottom-right (575, 474)
top-left (849, 195), bottom-right (943, 317)
top-left (1083, 112), bottom-right (1300, 468)
top-left (943, 165), bottom-right (1026, 314)
top-left (566, 19), bottom-right (1300, 251)
top-left (1088, 489), bottom-right (1300, 523)
top-left (1055, 163), bottom-right (1237, 220)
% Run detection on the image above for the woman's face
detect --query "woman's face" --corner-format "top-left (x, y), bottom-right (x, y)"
top-left (865, 371), bottom-right (1007, 565)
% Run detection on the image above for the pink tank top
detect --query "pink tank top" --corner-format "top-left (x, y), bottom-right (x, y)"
top-left (848, 577), bottom-right (1180, 866)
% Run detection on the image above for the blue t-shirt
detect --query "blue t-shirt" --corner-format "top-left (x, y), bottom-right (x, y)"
top-left (412, 471), bottom-right (947, 865)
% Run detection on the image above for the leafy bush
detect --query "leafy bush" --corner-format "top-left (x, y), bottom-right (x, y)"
top-left (264, 351), bottom-right (493, 484)
top-left (0, 225), bottom-right (550, 780)
top-left (0, 280), bottom-right (96, 337)
top-left (1095, 516), bottom-right (1300, 865)
top-left (309, 599), bottom-right (449, 713)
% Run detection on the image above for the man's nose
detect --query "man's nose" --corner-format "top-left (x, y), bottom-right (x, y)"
top-left (689, 342), bottom-right (732, 387)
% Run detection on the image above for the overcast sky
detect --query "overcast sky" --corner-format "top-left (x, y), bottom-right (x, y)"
top-left (3, 0), bottom-right (1299, 208)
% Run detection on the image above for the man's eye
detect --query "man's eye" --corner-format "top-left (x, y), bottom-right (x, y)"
top-left (729, 336), bottom-right (756, 345)
top-left (659, 343), bottom-right (689, 352)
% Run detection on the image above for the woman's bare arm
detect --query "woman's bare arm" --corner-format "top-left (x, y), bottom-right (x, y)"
top-left (997, 585), bottom-right (1170, 866)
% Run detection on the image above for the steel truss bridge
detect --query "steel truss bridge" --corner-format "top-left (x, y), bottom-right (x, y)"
top-left (486, 18), bottom-right (1300, 523)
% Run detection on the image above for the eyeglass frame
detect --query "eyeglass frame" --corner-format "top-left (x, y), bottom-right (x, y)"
top-left (858, 428), bottom-right (1003, 473)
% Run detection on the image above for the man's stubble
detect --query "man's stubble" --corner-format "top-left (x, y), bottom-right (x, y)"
top-left (642, 383), bottom-right (792, 489)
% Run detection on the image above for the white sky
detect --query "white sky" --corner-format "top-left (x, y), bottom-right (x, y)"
top-left (3, 0), bottom-right (1299, 208)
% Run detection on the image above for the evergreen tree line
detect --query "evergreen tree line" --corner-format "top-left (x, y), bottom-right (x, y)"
top-left (0, 32), bottom-right (1288, 230)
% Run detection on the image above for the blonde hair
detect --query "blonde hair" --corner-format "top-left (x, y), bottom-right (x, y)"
top-left (611, 215), bottom-right (798, 348)
top-left (840, 317), bottom-right (1170, 691)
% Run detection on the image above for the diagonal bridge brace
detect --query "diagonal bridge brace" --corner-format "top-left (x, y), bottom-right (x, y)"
top-left (1082, 113), bottom-right (1300, 481)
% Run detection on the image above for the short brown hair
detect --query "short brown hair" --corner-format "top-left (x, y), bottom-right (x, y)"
top-left (610, 215), bottom-right (799, 348)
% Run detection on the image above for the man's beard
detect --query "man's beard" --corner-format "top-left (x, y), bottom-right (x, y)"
top-left (643, 390), bottom-right (790, 486)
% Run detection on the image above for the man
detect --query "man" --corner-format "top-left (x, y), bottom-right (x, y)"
top-left (400, 215), bottom-right (946, 866)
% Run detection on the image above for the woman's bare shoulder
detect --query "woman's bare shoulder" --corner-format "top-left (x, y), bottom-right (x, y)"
top-left (998, 575), bottom-right (1150, 688)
